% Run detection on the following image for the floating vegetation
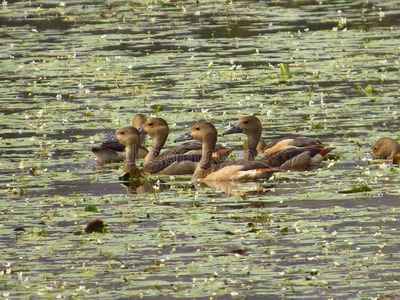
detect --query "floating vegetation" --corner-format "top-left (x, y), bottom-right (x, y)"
top-left (85, 219), bottom-right (107, 233)
top-left (279, 63), bottom-right (292, 78)
top-left (338, 183), bottom-right (373, 194)
top-left (0, 0), bottom-right (400, 299)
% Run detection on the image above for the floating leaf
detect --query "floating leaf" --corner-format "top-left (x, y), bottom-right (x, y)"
top-left (280, 227), bottom-right (289, 234)
top-left (364, 84), bottom-right (378, 96)
top-left (84, 204), bottom-right (98, 212)
top-left (338, 185), bottom-right (372, 194)
top-left (150, 104), bottom-right (164, 111)
top-left (279, 63), bottom-right (291, 77)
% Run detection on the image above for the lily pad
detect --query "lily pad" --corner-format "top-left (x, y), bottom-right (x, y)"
top-left (338, 185), bottom-right (373, 194)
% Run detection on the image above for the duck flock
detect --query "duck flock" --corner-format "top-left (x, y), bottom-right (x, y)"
top-left (91, 114), bottom-right (400, 185)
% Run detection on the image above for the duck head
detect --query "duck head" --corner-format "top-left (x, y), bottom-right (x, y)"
top-left (174, 122), bottom-right (217, 145)
top-left (139, 118), bottom-right (169, 138)
top-left (223, 116), bottom-right (262, 137)
top-left (372, 137), bottom-right (400, 159)
top-left (115, 126), bottom-right (141, 148)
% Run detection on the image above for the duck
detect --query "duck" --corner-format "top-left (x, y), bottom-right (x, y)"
top-left (174, 122), bottom-right (278, 181)
top-left (139, 118), bottom-right (233, 175)
top-left (372, 137), bottom-right (400, 164)
top-left (114, 126), bottom-right (142, 180)
top-left (115, 126), bottom-right (169, 194)
top-left (223, 115), bottom-right (323, 159)
top-left (91, 114), bottom-right (148, 163)
top-left (223, 115), bottom-right (332, 171)
top-left (260, 146), bottom-right (333, 171)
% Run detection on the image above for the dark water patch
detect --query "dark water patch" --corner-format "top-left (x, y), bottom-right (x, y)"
top-left (49, 180), bottom-right (124, 196)
top-left (0, 16), bottom-right (75, 31)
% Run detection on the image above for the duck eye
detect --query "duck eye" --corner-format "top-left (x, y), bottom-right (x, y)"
top-left (244, 121), bottom-right (248, 124)
top-left (195, 127), bottom-right (200, 131)
top-left (148, 123), bottom-right (153, 126)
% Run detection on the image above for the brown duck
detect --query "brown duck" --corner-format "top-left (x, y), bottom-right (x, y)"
top-left (91, 114), bottom-right (148, 162)
top-left (139, 118), bottom-right (233, 175)
top-left (115, 126), bottom-right (142, 179)
top-left (372, 137), bottom-right (400, 164)
top-left (175, 122), bottom-right (278, 181)
top-left (224, 115), bottom-right (323, 160)
top-left (223, 115), bottom-right (332, 171)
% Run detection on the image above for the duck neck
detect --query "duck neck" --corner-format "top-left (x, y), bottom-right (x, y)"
top-left (256, 138), bottom-right (267, 155)
top-left (393, 142), bottom-right (400, 156)
top-left (124, 145), bottom-right (138, 173)
top-left (145, 133), bottom-right (167, 164)
top-left (245, 134), bottom-right (260, 161)
top-left (193, 135), bottom-right (217, 180)
top-left (139, 135), bottom-right (146, 148)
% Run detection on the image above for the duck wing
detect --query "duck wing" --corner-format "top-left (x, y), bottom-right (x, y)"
top-left (262, 147), bottom-right (332, 171)
top-left (98, 136), bottom-right (125, 151)
top-left (265, 136), bottom-right (322, 149)
top-left (159, 141), bottom-right (202, 158)
top-left (199, 160), bottom-right (278, 181)
top-left (92, 136), bottom-right (148, 162)
top-left (143, 153), bottom-right (201, 175)
top-left (91, 136), bottom-right (125, 162)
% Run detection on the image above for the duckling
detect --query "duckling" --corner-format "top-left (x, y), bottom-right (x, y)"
top-left (372, 137), bottom-right (400, 163)
top-left (175, 122), bottom-right (278, 181)
top-left (139, 118), bottom-right (233, 175)
top-left (223, 115), bottom-right (323, 159)
top-left (91, 114), bottom-right (148, 163)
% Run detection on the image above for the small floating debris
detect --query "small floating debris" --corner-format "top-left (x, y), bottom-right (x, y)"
top-left (85, 219), bottom-right (107, 233)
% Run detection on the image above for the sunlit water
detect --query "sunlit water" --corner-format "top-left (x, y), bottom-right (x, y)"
top-left (1, 1), bottom-right (399, 299)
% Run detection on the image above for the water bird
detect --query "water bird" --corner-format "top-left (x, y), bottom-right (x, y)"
top-left (175, 122), bottom-right (278, 181)
top-left (139, 117), bottom-right (233, 175)
top-left (223, 115), bottom-right (323, 161)
top-left (372, 137), bottom-right (400, 164)
top-left (260, 146), bottom-right (333, 171)
top-left (115, 126), bottom-right (142, 181)
top-left (223, 115), bottom-right (331, 170)
top-left (91, 114), bottom-right (148, 163)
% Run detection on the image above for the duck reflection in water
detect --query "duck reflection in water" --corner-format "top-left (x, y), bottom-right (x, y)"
top-left (194, 180), bottom-right (274, 197)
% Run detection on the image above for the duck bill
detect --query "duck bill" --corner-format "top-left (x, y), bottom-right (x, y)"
top-left (138, 126), bottom-right (147, 135)
top-left (223, 124), bottom-right (243, 135)
top-left (174, 131), bottom-right (193, 142)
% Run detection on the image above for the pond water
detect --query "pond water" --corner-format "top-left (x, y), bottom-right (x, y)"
top-left (1, 0), bottom-right (400, 299)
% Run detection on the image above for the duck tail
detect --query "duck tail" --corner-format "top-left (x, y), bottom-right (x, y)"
top-left (319, 148), bottom-right (334, 156)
